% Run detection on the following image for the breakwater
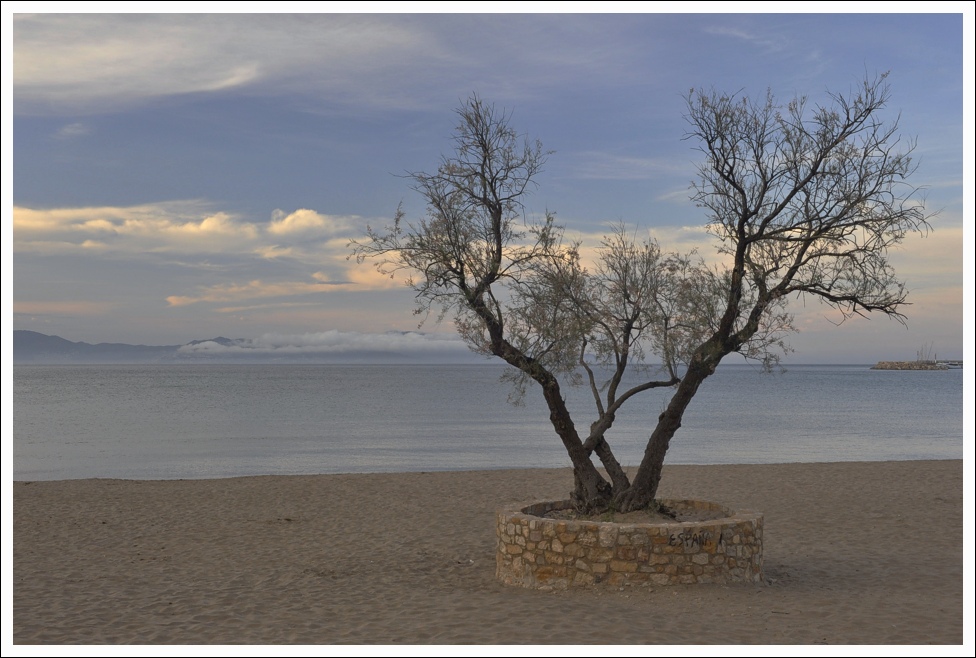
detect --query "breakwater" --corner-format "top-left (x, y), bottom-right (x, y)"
top-left (871, 360), bottom-right (953, 370)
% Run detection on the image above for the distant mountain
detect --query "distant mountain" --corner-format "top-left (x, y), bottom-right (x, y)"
top-left (12, 330), bottom-right (482, 364)
top-left (13, 330), bottom-right (183, 364)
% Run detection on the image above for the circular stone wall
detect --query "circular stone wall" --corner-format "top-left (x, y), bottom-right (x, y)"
top-left (496, 499), bottom-right (763, 589)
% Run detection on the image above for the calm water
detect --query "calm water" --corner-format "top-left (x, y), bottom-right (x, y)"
top-left (12, 364), bottom-right (964, 481)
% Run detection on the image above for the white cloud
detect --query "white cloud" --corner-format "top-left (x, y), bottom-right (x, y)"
top-left (54, 122), bottom-right (90, 139)
top-left (12, 14), bottom-right (674, 116)
top-left (13, 203), bottom-right (259, 253)
top-left (176, 329), bottom-right (471, 356)
top-left (12, 14), bottom-right (448, 114)
top-left (267, 208), bottom-right (348, 236)
top-left (13, 202), bottom-right (340, 253)
top-left (13, 199), bottom-right (419, 312)
top-left (655, 187), bottom-right (697, 204)
top-left (15, 15), bottom-right (264, 110)
top-left (701, 25), bottom-right (789, 53)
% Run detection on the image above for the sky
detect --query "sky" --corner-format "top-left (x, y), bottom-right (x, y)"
top-left (5, 5), bottom-right (972, 364)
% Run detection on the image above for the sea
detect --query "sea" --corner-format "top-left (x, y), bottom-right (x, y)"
top-left (12, 363), bottom-right (965, 481)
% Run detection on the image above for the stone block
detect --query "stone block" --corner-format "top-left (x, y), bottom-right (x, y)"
top-left (573, 571), bottom-right (595, 586)
top-left (543, 551), bottom-right (564, 565)
top-left (598, 526), bottom-right (618, 548)
top-left (616, 546), bottom-right (637, 561)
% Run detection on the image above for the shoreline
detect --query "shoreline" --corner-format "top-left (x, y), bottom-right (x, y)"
top-left (13, 460), bottom-right (966, 645)
top-left (14, 455), bottom-right (965, 484)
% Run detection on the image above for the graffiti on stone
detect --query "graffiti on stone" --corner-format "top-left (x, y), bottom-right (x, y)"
top-left (668, 530), bottom-right (726, 549)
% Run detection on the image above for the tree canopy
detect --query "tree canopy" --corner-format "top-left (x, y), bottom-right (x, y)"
top-left (352, 75), bottom-right (929, 512)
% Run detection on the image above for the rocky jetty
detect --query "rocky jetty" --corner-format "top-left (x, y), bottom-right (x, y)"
top-left (871, 360), bottom-right (948, 370)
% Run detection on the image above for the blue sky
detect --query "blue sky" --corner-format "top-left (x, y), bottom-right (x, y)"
top-left (6, 6), bottom-right (971, 363)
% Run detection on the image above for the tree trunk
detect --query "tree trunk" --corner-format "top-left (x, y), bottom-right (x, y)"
top-left (614, 357), bottom-right (717, 512)
top-left (471, 295), bottom-right (612, 510)
top-left (539, 382), bottom-right (612, 511)
top-left (588, 434), bottom-right (631, 492)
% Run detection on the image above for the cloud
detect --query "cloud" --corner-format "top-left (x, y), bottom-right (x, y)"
top-left (13, 202), bottom-right (342, 255)
top-left (13, 300), bottom-right (118, 316)
top-left (14, 199), bottom-right (417, 315)
top-left (12, 14), bottom-right (450, 114)
top-left (12, 14), bottom-right (677, 116)
top-left (564, 222), bottom-right (720, 266)
top-left (16, 201), bottom-right (237, 235)
top-left (54, 122), bottom-right (90, 139)
top-left (254, 245), bottom-right (296, 260)
top-left (210, 301), bottom-right (323, 314)
top-left (176, 329), bottom-right (471, 356)
top-left (655, 188), bottom-right (697, 204)
top-left (568, 152), bottom-right (688, 180)
top-left (165, 272), bottom-right (344, 307)
top-left (14, 15), bottom-right (265, 112)
top-left (701, 25), bottom-right (789, 53)
top-left (885, 224), bottom-right (964, 291)
top-left (342, 260), bottom-right (410, 291)
top-left (267, 208), bottom-right (349, 236)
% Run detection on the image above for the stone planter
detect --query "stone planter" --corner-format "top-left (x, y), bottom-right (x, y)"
top-left (496, 499), bottom-right (763, 589)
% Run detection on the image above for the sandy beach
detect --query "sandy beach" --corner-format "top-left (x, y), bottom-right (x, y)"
top-left (12, 460), bottom-right (966, 645)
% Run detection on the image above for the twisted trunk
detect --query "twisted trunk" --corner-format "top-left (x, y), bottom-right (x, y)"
top-left (588, 435), bottom-right (631, 492)
top-left (614, 354), bottom-right (719, 512)
top-left (539, 381), bottom-right (612, 510)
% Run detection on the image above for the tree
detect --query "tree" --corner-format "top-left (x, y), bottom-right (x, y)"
top-left (352, 76), bottom-right (929, 512)
top-left (351, 95), bottom-right (692, 509)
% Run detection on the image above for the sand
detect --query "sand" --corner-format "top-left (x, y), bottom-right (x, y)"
top-left (11, 460), bottom-right (967, 646)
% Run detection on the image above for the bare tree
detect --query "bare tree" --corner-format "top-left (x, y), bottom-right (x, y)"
top-left (351, 95), bottom-right (689, 509)
top-left (352, 76), bottom-right (929, 513)
top-left (615, 72), bottom-right (930, 510)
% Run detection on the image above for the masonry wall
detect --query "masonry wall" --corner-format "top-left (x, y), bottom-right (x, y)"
top-left (496, 499), bottom-right (764, 589)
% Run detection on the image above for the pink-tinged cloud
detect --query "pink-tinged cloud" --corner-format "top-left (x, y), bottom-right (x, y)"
top-left (13, 301), bottom-right (118, 316)
top-left (165, 272), bottom-right (343, 306)
top-left (13, 204), bottom-right (257, 245)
